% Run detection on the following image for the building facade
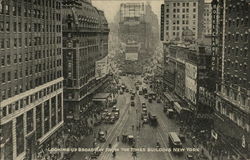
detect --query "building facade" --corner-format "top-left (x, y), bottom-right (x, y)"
top-left (213, 0), bottom-right (250, 158)
top-left (162, 0), bottom-right (204, 43)
top-left (0, 1), bottom-right (64, 160)
top-left (204, 1), bottom-right (212, 36)
top-left (118, 2), bottom-right (159, 74)
top-left (62, 0), bottom-right (109, 121)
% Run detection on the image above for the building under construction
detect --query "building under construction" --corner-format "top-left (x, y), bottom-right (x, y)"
top-left (118, 2), bottom-right (159, 74)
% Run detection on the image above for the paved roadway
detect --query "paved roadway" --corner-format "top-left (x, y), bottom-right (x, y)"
top-left (71, 75), bottom-right (202, 160)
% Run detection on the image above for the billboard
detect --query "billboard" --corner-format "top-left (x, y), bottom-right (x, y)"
top-left (95, 56), bottom-right (108, 80)
top-left (125, 52), bottom-right (138, 61)
top-left (185, 62), bottom-right (197, 104)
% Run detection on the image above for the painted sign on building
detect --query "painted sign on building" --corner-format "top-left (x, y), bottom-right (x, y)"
top-left (211, 0), bottom-right (218, 71)
top-left (95, 56), bottom-right (108, 80)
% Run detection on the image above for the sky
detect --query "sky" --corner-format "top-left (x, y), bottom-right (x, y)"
top-left (92, 0), bottom-right (164, 23)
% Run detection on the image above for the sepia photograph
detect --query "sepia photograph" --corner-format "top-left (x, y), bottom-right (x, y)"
top-left (0, 0), bottom-right (249, 160)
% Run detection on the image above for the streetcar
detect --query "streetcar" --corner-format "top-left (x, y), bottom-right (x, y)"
top-left (168, 132), bottom-right (183, 155)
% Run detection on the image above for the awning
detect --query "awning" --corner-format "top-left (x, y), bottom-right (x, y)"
top-left (163, 92), bottom-right (176, 102)
top-left (174, 102), bottom-right (182, 114)
top-left (92, 93), bottom-right (110, 102)
top-left (173, 102), bottom-right (191, 114)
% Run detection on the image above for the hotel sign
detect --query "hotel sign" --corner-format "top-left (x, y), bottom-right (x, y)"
top-left (211, 0), bottom-right (218, 71)
top-left (160, 4), bottom-right (165, 41)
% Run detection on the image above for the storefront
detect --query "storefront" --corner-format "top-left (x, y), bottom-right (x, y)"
top-left (92, 93), bottom-right (111, 109)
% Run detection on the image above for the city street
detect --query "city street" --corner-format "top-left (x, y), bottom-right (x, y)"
top-left (69, 76), bottom-right (203, 160)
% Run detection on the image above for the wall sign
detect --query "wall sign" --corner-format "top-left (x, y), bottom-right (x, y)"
top-left (211, 0), bottom-right (218, 71)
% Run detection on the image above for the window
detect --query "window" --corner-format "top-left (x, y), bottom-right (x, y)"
top-left (18, 23), bottom-right (21, 32)
top-left (0, 21), bottom-right (4, 31)
top-left (6, 22), bottom-right (9, 31)
top-left (6, 38), bottom-right (10, 48)
top-left (5, 4), bottom-right (9, 15)
top-left (2, 72), bottom-right (5, 83)
top-left (13, 5), bottom-right (17, 15)
top-left (7, 72), bottom-right (11, 81)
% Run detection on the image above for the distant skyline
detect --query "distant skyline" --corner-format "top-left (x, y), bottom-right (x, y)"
top-left (92, 0), bottom-right (164, 23)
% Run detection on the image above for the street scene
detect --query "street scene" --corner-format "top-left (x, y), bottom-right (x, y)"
top-left (0, 0), bottom-right (249, 160)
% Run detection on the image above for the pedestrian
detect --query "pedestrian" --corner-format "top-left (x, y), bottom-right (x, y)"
top-left (105, 130), bottom-right (108, 135)
top-left (132, 125), bottom-right (134, 130)
top-left (117, 136), bottom-right (119, 142)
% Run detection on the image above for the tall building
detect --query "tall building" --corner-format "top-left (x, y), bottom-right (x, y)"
top-left (62, 0), bottom-right (109, 121)
top-left (213, 0), bottom-right (250, 158)
top-left (0, 1), bottom-right (64, 160)
top-left (203, 0), bottom-right (212, 36)
top-left (161, 0), bottom-right (204, 43)
top-left (118, 2), bottom-right (159, 74)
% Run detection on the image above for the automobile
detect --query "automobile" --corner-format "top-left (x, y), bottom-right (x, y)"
top-left (125, 88), bottom-right (129, 92)
top-left (131, 95), bottom-right (135, 100)
top-left (120, 90), bottom-right (123, 95)
top-left (109, 115), bottom-right (116, 124)
top-left (131, 101), bottom-right (135, 106)
top-left (185, 154), bottom-right (194, 160)
top-left (152, 95), bottom-right (156, 100)
top-left (144, 94), bottom-right (148, 99)
top-left (112, 106), bottom-right (117, 112)
top-left (114, 112), bottom-right (119, 119)
top-left (166, 109), bottom-right (174, 119)
top-left (132, 91), bottom-right (136, 96)
top-left (103, 109), bottom-right (108, 113)
top-left (148, 97), bottom-right (152, 103)
top-left (156, 98), bottom-right (161, 103)
top-left (142, 117), bottom-right (148, 124)
top-left (138, 90), bottom-right (143, 95)
top-left (136, 86), bottom-right (139, 90)
top-left (98, 131), bottom-right (106, 142)
top-left (163, 106), bottom-right (168, 112)
top-left (90, 146), bottom-right (102, 159)
top-left (142, 102), bottom-right (146, 107)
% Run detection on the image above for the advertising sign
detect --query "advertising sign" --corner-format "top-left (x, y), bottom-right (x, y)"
top-left (211, 0), bottom-right (218, 71)
top-left (185, 62), bottom-right (197, 104)
top-left (125, 52), bottom-right (138, 61)
top-left (95, 56), bottom-right (108, 80)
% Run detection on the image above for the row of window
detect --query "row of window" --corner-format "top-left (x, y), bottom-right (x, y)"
top-left (1, 62), bottom-right (62, 84)
top-left (1, 80), bottom-right (62, 103)
top-left (172, 2), bottom-right (196, 7)
top-left (227, 18), bottom-right (249, 28)
top-left (0, 37), bottom-right (61, 49)
top-left (0, 48), bottom-right (61, 67)
top-left (224, 60), bottom-right (248, 71)
top-left (0, 0), bottom-right (61, 15)
top-left (0, 21), bottom-right (61, 33)
top-left (225, 46), bottom-right (248, 57)
top-left (224, 73), bottom-right (248, 88)
top-left (226, 33), bottom-right (249, 42)
top-left (166, 14), bottom-right (197, 19)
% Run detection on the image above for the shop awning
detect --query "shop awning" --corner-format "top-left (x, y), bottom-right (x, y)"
top-left (173, 102), bottom-right (191, 114)
top-left (163, 92), bottom-right (175, 102)
top-left (92, 93), bottom-right (110, 102)
top-left (174, 102), bottom-right (182, 114)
